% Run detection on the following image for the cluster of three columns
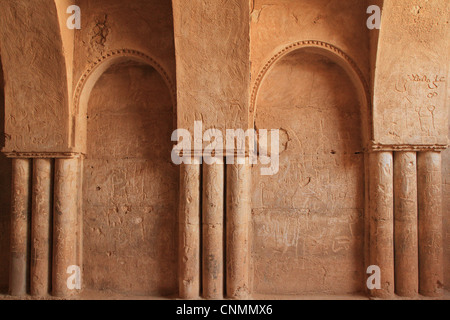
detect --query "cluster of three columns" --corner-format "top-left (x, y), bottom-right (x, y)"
top-left (179, 159), bottom-right (251, 299)
top-left (369, 151), bottom-right (443, 298)
top-left (10, 158), bottom-right (81, 297)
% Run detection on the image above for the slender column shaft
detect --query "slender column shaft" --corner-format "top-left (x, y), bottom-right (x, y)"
top-left (418, 151), bottom-right (443, 297)
top-left (9, 158), bottom-right (31, 296)
top-left (52, 158), bottom-right (79, 297)
top-left (30, 159), bottom-right (53, 296)
top-left (76, 158), bottom-right (83, 285)
top-left (202, 161), bottom-right (224, 299)
top-left (179, 159), bottom-right (201, 299)
top-left (369, 152), bottom-right (394, 298)
top-left (364, 152), bottom-right (370, 295)
top-left (226, 159), bottom-right (250, 299)
top-left (394, 152), bottom-right (418, 297)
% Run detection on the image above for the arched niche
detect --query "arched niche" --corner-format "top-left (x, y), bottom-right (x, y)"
top-left (0, 55), bottom-right (12, 293)
top-left (81, 57), bottom-right (178, 296)
top-left (73, 49), bottom-right (176, 153)
top-left (251, 41), bottom-right (371, 144)
top-left (251, 44), bottom-right (368, 295)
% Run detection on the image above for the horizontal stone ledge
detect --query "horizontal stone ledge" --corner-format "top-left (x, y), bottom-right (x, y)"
top-left (368, 144), bottom-right (448, 152)
top-left (178, 150), bottom-right (253, 157)
top-left (2, 151), bottom-right (84, 159)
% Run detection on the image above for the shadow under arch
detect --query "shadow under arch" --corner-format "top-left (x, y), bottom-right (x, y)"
top-left (72, 49), bottom-right (176, 152)
top-left (250, 40), bottom-right (372, 146)
top-left (0, 52), bottom-right (12, 294)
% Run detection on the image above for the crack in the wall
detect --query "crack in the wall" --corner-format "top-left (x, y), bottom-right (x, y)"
top-left (91, 15), bottom-right (109, 47)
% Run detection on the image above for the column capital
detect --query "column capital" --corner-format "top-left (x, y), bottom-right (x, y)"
top-left (3, 151), bottom-right (84, 159)
top-left (367, 143), bottom-right (448, 153)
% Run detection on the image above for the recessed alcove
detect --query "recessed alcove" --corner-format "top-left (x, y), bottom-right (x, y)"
top-left (252, 49), bottom-right (365, 295)
top-left (82, 60), bottom-right (178, 296)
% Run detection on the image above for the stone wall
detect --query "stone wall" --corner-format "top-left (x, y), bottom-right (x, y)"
top-left (0, 0), bottom-right (69, 152)
top-left (82, 61), bottom-right (178, 296)
top-left (0, 0), bottom-right (447, 298)
top-left (252, 50), bottom-right (365, 295)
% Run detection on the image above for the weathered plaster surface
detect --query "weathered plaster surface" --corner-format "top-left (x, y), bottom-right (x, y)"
top-left (0, 0), bottom-right (69, 152)
top-left (0, 0), bottom-right (448, 298)
top-left (173, 0), bottom-right (250, 132)
top-left (250, 0), bottom-right (370, 96)
top-left (82, 61), bottom-right (178, 296)
top-left (373, 0), bottom-right (449, 146)
top-left (252, 51), bottom-right (365, 295)
top-left (73, 0), bottom-right (176, 96)
top-left (72, 0), bottom-right (176, 153)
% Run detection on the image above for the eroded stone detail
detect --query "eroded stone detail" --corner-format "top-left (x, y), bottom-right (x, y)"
top-left (394, 152), bottom-right (418, 297)
top-left (418, 152), bottom-right (444, 297)
top-left (369, 152), bottom-right (394, 298)
top-left (0, 0), bottom-right (447, 300)
top-left (30, 159), bottom-right (52, 296)
top-left (179, 161), bottom-right (201, 299)
top-left (53, 158), bottom-right (80, 297)
top-left (226, 160), bottom-right (251, 299)
top-left (9, 159), bottom-right (31, 296)
top-left (202, 162), bottom-right (224, 299)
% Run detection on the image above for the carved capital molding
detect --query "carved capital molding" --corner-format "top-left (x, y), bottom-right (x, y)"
top-left (178, 149), bottom-right (251, 158)
top-left (368, 143), bottom-right (448, 152)
top-left (3, 152), bottom-right (84, 159)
